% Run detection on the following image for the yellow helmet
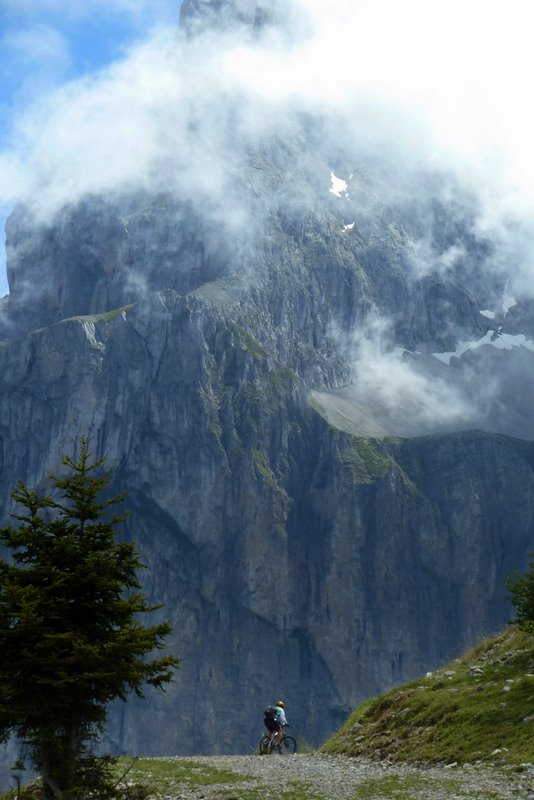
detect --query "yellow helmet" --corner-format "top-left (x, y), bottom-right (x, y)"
top-left (276, 700), bottom-right (285, 708)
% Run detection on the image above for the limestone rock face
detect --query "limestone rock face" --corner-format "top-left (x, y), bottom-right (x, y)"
top-left (1, 0), bottom-right (534, 765)
top-left (1, 287), bottom-right (532, 757)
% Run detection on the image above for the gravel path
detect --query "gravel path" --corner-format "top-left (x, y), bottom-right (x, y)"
top-left (165, 754), bottom-right (534, 800)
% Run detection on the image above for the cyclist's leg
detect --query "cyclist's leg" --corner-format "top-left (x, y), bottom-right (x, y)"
top-left (264, 719), bottom-right (278, 752)
top-left (276, 722), bottom-right (283, 749)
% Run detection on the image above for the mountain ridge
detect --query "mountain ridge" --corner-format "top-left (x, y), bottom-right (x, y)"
top-left (0, 0), bottom-right (533, 770)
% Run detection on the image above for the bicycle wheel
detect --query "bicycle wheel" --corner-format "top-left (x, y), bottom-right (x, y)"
top-left (280, 735), bottom-right (297, 754)
top-left (259, 735), bottom-right (271, 755)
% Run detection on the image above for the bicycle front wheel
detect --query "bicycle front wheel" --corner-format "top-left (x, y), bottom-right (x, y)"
top-left (259, 735), bottom-right (271, 755)
top-left (280, 735), bottom-right (297, 754)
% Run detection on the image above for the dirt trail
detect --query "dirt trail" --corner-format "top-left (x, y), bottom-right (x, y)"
top-left (162, 753), bottom-right (534, 799)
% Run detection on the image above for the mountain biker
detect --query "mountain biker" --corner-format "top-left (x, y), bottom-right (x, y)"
top-left (264, 700), bottom-right (288, 751)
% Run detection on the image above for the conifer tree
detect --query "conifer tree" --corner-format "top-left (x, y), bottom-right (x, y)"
top-left (0, 439), bottom-right (181, 799)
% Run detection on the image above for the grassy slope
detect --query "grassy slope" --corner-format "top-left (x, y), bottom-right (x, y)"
top-left (6, 628), bottom-right (533, 800)
top-left (322, 625), bottom-right (534, 765)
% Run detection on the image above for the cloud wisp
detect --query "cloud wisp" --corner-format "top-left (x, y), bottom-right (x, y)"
top-left (2, 0), bottom-right (534, 222)
top-left (330, 314), bottom-right (478, 437)
top-left (3, 0), bottom-right (534, 212)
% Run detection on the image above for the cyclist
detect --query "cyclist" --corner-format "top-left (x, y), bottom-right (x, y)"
top-left (264, 700), bottom-right (288, 751)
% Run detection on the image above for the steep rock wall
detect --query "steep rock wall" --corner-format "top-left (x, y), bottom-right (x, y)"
top-left (0, 288), bottom-right (532, 755)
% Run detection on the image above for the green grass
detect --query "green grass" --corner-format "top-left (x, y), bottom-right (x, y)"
top-left (113, 757), bottom-right (252, 797)
top-left (322, 625), bottom-right (534, 765)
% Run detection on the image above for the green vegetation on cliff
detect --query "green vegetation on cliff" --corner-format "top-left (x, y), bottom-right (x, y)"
top-left (64, 304), bottom-right (136, 324)
top-left (338, 437), bottom-right (394, 484)
top-left (322, 626), bottom-right (534, 766)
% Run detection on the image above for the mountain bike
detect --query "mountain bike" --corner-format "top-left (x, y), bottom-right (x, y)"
top-left (259, 723), bottom-right (297, 755)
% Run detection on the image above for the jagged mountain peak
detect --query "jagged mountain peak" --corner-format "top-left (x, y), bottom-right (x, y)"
top-left (179, 0), bottom-right (289, 36)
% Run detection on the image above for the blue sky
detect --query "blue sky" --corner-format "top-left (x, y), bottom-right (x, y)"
top-left (0, 0), bottom-right (183, 296)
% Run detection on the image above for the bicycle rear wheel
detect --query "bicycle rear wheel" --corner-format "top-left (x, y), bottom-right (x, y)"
top-left (259, 735), bottom-right (271, 755)
top-left (280, 735), bottom-right (297, 754)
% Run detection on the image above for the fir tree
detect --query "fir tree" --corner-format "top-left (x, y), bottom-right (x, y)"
top-left (0, 439), bottom-right (181, 799)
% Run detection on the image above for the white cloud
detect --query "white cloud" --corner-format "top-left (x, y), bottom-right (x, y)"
top-left (1, 0), bottom-right (534, 280)
top-left (1, 24), bottom-right (70, 72)
top-left (3, 31), bottom-right (179, 212)
top-left (331, 314), bottom-right (475, 435)
top-left (2, 0), bottom-right (534, 202)
top-left (0, 153), bottom-right (29, 204)
top-left (407, 239), bottom-right (467, 280)
top-left (221, 0), bottom-right (534, 208)
top-left (0, 26), bottom-right (260, 221)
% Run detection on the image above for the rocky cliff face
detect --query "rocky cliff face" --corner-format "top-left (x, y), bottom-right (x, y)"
top-left (1, 0), bottom-right (533, 761)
